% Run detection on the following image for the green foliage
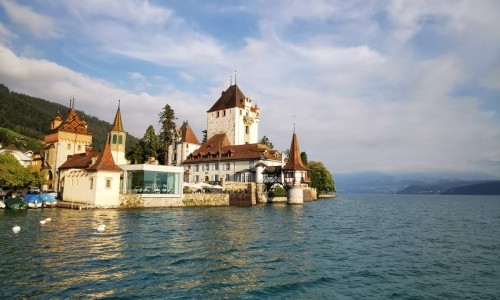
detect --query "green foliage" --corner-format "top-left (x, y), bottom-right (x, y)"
top-left (158, 104), bottom-right (176, 164)
top-left (300, 151), bottom-right (308, 166)
top-left (0, 127), bottom-right (44, 152)
top-left (0, 153), bottom-right (34, 190)
top-left (201, 130), bottom-right (207, 143)
top-left (259, 135), bottom-right (274, 149)
top-left (269, 185), bottom-right (287, 197)
top-left (309, 161), bottom-right (336, 194)
top-left (126, 125), bottom-right (159, 164)
top-left (0, 83), bottom-right (138, 151)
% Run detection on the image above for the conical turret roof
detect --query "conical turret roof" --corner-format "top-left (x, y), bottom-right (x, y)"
top-left (111, 104), bottom-right (124, 132)
top-left (283, 133), bottom-right (309, 171)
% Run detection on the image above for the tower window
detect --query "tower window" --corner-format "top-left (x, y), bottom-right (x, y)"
top-left (112, 134), bottom-right (117, 144)
top-left (67, 143), bottom-right (71, 150)
top-left (118, 135), bottom-right (123, 144)
top-left (245, 126), bottom-right (249, 134)
top-left (105, 178), bottom-right (112, 189)
top-left (223, 110), bottom-right (226, 117)
top-left (216, 112), bottom-right (220, 118)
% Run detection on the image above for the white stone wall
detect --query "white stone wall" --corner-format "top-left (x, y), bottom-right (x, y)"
top-left (207, 108), bottom-right (237, 144)
top-left (62, 169), bottom-right (120, 207)
top-left (185, 159), bottom-right (281, 183)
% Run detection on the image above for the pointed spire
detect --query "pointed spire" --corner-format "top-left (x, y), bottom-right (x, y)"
top-left (87, 142), bottom-right (121, 172)
top-left (283, 132), bottom-right (309, 171)
top-left (111, 100), bottom-right (124, 132)
top-left (234, 70), bottom-right (237, 85)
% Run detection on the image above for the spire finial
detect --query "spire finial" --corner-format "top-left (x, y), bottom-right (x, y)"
top-left (230, 74), bottom-right (233, 86)
top-left (292, 115), bottom-right (296, 134)
top-left (118, 99), bottom-right (121, 109)
top-left (234, 70), bottom-right (237, 85)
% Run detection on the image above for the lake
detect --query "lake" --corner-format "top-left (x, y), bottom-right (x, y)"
top-left (1, 195), bottom-right (499, 299)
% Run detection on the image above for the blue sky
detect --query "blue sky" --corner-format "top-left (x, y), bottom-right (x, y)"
top-left (1, 0), bottom-right (500, 176)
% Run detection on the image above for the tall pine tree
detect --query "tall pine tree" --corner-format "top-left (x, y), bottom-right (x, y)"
top-left (158, 104), bottom-right (177, 164)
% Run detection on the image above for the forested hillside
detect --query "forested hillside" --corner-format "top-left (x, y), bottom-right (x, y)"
top-left (0, 84), bottom-right (137, 151)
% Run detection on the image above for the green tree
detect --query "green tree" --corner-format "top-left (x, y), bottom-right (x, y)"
top-left (158, 104), bottom-right (177, 164)
top-left (29, 166), bottom-right (49, 188)
top-left (126, 140), bottom-right (145, 164)
top-left (300, 151), bottom-right (308, 166)
top-left (142, 125), bottom-right (159, 160)
top-left (201, 130), bottom-right (207, 143)
top-left (0, 153), bottom-right (34, 191)
top-left (259, 135), bottom-right (274, 149)
top-left (309, 161), bottom-right (335, 194)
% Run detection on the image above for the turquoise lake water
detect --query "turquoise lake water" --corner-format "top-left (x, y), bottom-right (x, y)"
top-left (1, 195), bottom-right (499, 299)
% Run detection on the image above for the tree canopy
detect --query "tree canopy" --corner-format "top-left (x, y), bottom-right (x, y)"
top-left (0, 153), bottom-right (47, 190)
top-left (259, 135), bottom-right (274, 149)
top-left (309, 161), bottom-right (336, 194)
top-left (158, 104), bottom-right (176, 164)
top-left (126, 125), bottom-right (159, 164)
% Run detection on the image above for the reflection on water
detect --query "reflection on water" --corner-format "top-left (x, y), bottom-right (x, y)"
top-left (1, 196), bottom-right (500, 299)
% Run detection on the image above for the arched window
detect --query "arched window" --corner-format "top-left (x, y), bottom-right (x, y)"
top-left (112, 134), bottom-right (117, 144)
top-left (118, 135), bottom-right (123, 144)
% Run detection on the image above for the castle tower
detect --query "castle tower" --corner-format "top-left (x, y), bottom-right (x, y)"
top-left (206, 84), bottom-right (260, 146)
top-left (168, 121), bottom-right (201, 166)
top-left (107, 101), bottom-right (128, 165)
top-left (283, 132), bottom-right (310, 205)
top-left (43, 99), bottom-right (92, 192)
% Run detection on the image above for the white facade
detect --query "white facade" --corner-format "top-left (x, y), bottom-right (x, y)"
top-left (207, 102), bottom-right (260, 145)
top-left (62, 169), bottom-right (121, 207)
top-left (168, 142), bottom-right (200, 166)
top-left (186, 159), bottom-right (281, 184)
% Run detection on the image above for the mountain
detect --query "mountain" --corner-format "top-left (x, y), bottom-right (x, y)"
top-left (441, 181), bottom-right (500, 195)
top-left (397, 180), bottom-right (490, 194)
top-left (335, 171), bottom-right (500, 194)
top-left (0, 83), bottom-right (138, 151)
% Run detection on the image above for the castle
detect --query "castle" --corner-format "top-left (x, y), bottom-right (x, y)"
top-left (44, 82), bottom-right (312, 207)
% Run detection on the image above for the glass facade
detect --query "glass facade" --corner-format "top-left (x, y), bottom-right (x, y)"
top-left (126, 170), bottom-right (180, 194)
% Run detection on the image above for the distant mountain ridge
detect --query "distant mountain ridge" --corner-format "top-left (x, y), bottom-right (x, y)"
top-left (335, 172), bottom-right (500, 195)
top-left (0, 83), bottom-right (138, 151)
top-left (397, 180), bottom-right (500, 195)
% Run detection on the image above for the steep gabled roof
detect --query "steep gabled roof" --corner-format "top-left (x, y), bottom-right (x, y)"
top-left (283, 133), bottom-right (309, 171)
top-left (110, 103), bottom-right (124, 132)
top-left (179, 121), bottom-right (200, 144)
top-left (87, 143), bottom-right (122, 172)
top-left (46, 108), bottom-right (92, 135)
top-left (207, 84), bottom-right (246, 112)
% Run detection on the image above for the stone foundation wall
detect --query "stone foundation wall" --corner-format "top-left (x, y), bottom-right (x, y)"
top-left (119, 194), bottom-right (229, 208)
top-left (303, 187), bottom-right (318, 202)
top-left (183, 194), bottom-right (229, 207)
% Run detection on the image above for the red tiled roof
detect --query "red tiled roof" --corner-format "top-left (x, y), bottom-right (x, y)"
top-left (46, 108), bottom-right (92, 135)
top-left (283, 133), bottom-right (309, 171)
top-left (183, 133), bottom-right (281, 163)
top-left (59, 150), bottom-right (100, 170)
top-left (179, 121), bottom-right (200, 144)
top-left (87, 143), bottom-right (122, 172)
top-left (207, 84), bottom-right (246, 113)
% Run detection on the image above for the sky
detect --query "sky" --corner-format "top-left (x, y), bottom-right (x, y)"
top-left (0, 0), bottom-right (500, 176)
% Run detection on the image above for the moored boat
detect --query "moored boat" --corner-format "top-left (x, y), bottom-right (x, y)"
top-left (39, 193), bottom-right (57, 207)
top-left (0, 200), bottom-right (5, 208)
top-left (4, 197), bottom-right (27, 209)
top-left (24, 193), bottom-right (43, 209)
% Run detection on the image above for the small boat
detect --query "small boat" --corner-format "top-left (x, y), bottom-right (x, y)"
top-left (24, 193), bottom-right (43, 209)
top-left (0, 200), bottom-right (5, 208)
top-left (4, 197), bottom-right (27, 209)
top-left (39, 193), bottom-right (57, 207)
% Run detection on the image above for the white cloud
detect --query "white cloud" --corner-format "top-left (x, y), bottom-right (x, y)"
top-left (1, 1), bottom-right (500, 175)
top-left (0, 45), bottom-right (207, 138)
top-left (0, 0), bottom-right (57, 38)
